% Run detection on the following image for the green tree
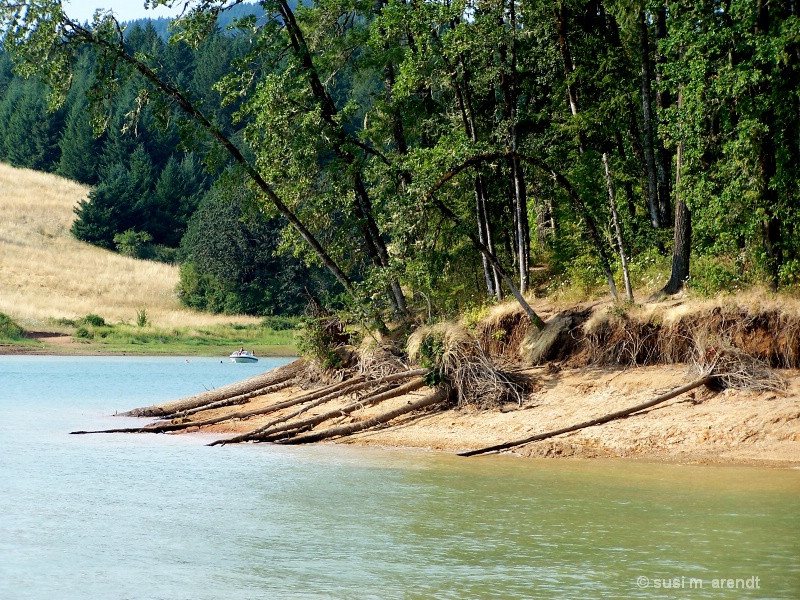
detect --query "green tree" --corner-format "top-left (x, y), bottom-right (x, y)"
top-left (179, 175), bottom-right (327, 315)
top-left (57, 95), bottom-right (100, 184)
top-left (0, 78), bottom-right (62, 170)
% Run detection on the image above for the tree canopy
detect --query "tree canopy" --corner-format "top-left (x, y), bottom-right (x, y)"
top-left (1, 0), bottom-right (797, 323)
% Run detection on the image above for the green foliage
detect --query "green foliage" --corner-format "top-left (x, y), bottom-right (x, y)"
top-left (414, 334), bottom-right (445, 388)
top-left (687, 256), bottom-right (753, 297)
top-left (295, 317), bottom-right (343, 370)
top-left (0, 312), bottom-right (24, 340)
top-left (74, 326), bottom-right (91, 339)
top-left (114, 229), bottom-right (154, 258)
top-left (136, 307), bottom-right (149, 328)
top-left (260, 315), bottom-right (300, 331)
top-left (1, 0), bottom-right (798, 334)
top-left (80, 314), bottom-right (106, 327)
top-left (177, 175), bottom-right (329, 316)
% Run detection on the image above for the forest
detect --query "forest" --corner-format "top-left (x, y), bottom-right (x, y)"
top-left (1, 0), bottom-right (798, 329)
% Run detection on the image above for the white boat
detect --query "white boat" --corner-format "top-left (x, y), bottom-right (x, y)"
top-left (229, 350), bottom-right (258, 363)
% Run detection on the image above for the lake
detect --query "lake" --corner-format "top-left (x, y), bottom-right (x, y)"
top-left (1, 355), bottom-right (798, 599)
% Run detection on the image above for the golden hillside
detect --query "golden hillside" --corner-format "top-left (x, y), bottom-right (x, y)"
top-left (0, 163), bottom-right (257, 328)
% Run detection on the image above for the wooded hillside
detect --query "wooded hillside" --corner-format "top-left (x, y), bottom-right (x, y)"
top-left (1, 0), bottom-right (797, 326)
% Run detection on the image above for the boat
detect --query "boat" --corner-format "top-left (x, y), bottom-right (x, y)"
top-left (229, 350), bottom-right (258, 363)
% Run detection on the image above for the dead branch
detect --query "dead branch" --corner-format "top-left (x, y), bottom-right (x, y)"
top-left (279, 386), bottom-right (450, 445)
top-left (458, 376), bottom-right (713, 457)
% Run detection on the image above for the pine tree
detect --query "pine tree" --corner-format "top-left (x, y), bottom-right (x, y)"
top-left (57, 97), bottom-right (99, 184)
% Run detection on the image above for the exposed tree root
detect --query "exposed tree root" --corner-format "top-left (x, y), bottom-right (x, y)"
top-left (121, 359), bottom-right (306, 417)
top-left (408, 323), bottom-right (522, 408)
top-left (458, 376), bottom-right (713, 456)
top-left (210, 376), bottom-right (429, 446)
top-left (280, 386), bottom-right (450, 445)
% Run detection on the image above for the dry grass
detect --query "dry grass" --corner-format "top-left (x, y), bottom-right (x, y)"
top-left (0, 163), bottom-right (258, 328)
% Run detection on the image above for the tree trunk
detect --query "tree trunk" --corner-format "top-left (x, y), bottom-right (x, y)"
top-left (756, 0), bottom-right (782, 291)
top-left (603, 153), bottom-right (633, 301)
top-left (167, 379), bottom-right (296, 419)
top-left (504, 0), bottom-right (530, 295)
top-left (209, 370), bottom-right (429, 445)
top-left (615, 128), bottom-right (639, 227)
top-left (475, 173), bottom-right (496, 297)
top-left (120, 359), bottom-right (305, 417)
top-left (654, 5), bottom-right (672, 226)
top-left (426, 151), bottom-right (619, 311)
top-left (512, 156), bottom-right (530, 295)
top-left (661, 95), bottom-right (690, 296)
top-left (554, 1), bottom-right (586, 154)
top-left (639, 9), bottom-right (661, 228)
top-left (223, 376), bottom-right (430, 445)
top-left (459, 376), bottom-right (713, 456)
top-left (280, 386), bottom-right (449, 445)
top-left (278, 0), bottom-right (407, 317)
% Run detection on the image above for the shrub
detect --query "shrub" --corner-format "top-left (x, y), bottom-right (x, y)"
top-left (0, 313), bottom-right (24, 340)
top-left (113, 229), bottom-right (154, 259)
top-left (687, 256), bottom-right (750, 297)
top-left (296, 316), bottom-right (346, 369)
top-left (74, 326), bottom-right (92, 339)
top-left (81, 314), bottom-right (106, 327)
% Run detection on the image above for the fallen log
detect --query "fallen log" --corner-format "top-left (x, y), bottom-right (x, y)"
top-left (163, 379), bottom-right (296, 419)
top-left (72, 380), bottom-right (361, 435)
top-left (122, 359), bottom-right (306, 417)
top-left (214, 369), bottom-right (430, 445)
top-left (279, 386), bottom-right (450, 445)
top-left (458, 376), bottom-right (714, 457)
top-left (210, 376), bottom-right (429, 446)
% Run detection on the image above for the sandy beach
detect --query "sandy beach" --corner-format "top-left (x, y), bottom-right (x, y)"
top-left (163, 362), bottom-right (800, 467)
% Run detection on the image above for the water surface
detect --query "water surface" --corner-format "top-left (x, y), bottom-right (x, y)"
top-left (1, 356), bottom-right (798, 599)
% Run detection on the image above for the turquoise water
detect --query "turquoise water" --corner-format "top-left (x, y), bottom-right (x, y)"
top-left (1, 356), bottom-right (798, 599)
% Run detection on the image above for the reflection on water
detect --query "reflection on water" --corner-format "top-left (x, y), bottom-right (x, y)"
top-left (1, 356), bottom-right (798, 599)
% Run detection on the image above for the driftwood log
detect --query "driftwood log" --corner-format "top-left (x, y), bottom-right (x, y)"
top-left (210, 375), bottom-right (430, 446)
top-left (458, 376), bottom-right (713, 456)
top-left (216, 369), bottom-right (430, 444)
top-left (121, 358), bottom-right (306, 417)
top-left (279, 386), bottom-right (450, 445)
top-left (162, 379), bottom-right (296, 419)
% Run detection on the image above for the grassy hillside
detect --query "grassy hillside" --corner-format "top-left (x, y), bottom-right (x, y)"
top-left (0, 162), bottom-right (259, 330)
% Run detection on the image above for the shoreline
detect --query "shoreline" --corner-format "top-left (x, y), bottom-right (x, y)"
top-left (166, 362), bottom-right (800, 468)
top-left (9, 349), bottom-right (799, 467)
top-left (0, 335), bottom-right (297, 358)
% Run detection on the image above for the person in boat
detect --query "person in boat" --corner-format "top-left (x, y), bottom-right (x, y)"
top-left (239, 347), bottom-right (244, 356)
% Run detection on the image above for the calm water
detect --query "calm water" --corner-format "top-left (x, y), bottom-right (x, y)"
top-left (1, 356), bottom-right (798, 599)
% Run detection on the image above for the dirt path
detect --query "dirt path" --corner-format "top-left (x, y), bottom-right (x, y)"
top-left (0, 332), bottom-right (96, 355)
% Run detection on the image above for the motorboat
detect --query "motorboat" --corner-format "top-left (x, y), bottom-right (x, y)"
top-left (229, 350), bottom-right (258, 363)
